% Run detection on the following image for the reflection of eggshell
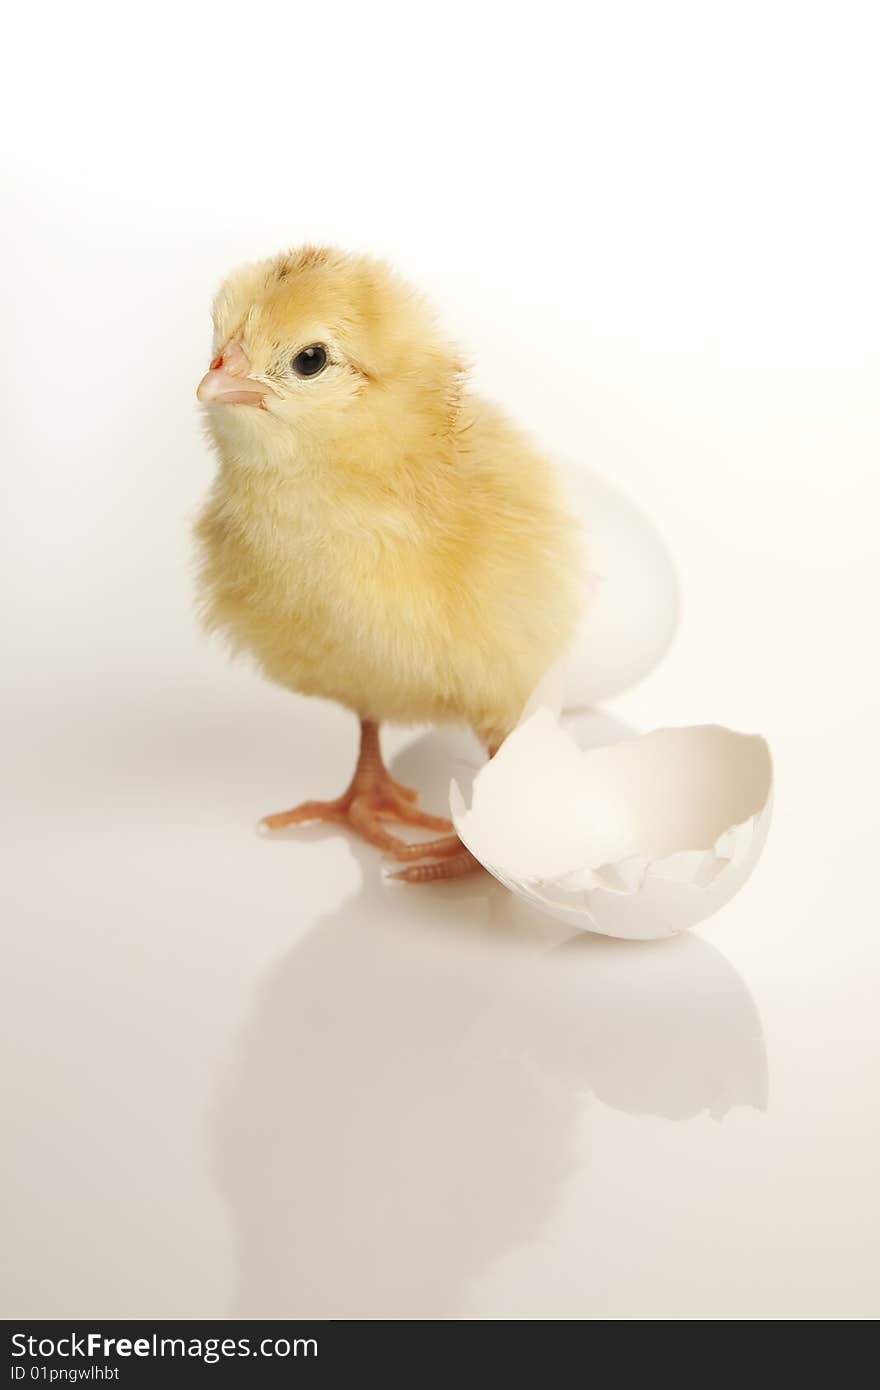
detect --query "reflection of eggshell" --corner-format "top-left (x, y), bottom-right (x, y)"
top-left (450, 709), bottom-right (773, 941)
top-left (560, 463), bottom-right (680, 708)
top-left (461, 933), bottom-right (768, 1119)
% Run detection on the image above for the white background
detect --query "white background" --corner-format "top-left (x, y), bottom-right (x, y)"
top-left (3, 1), bottom-right (879, 1319)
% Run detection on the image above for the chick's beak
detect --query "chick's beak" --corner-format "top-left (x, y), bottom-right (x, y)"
top-left (197, 339), bottom-right (269, 406)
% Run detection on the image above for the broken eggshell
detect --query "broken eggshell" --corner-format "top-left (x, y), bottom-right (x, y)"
top-left (450, 709), bottom-right (773, 940)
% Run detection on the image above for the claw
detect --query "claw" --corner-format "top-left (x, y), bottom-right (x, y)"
top-left (385, 832), bottom-right (463, 863)
top-left (376, 796), bottom-right (454, 833)
top-left (388, 850), bottom-right (483, 883)
top-left (260, 798), bottom-right (348, 830)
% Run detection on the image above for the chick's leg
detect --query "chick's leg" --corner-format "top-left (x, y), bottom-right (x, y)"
top-left (259, 719), bottom-right (463, 862)
top-left (385, 733), bottom-right (506, 881)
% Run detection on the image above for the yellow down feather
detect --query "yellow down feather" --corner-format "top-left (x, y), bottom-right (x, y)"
top-left (194, 247), bottom-right (583, 747)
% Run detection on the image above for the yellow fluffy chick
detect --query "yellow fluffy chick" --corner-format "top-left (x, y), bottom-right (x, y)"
top-left (194, 246), bottom-right (582, 880)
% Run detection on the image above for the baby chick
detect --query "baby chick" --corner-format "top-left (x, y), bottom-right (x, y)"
top-left (194, 247), bottom-right (582, 881)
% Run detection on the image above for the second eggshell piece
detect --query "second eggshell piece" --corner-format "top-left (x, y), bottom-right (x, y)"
top-left (559, 463), bottom-right (681, 708)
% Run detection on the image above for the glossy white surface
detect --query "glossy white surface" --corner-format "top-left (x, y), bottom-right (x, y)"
top-left (4, 0), bottom-right (879, 1321)
top-left (4, 665), bottom-right (880, 1319)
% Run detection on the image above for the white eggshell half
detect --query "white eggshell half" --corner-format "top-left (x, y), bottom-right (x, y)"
top-left (559, 463), bottom-right (680, 708)
top-left (451, 709), bottom-right (773, 940)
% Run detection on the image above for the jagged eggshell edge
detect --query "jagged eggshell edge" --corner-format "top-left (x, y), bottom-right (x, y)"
top-left (450, 712), bottom-right (773, 941)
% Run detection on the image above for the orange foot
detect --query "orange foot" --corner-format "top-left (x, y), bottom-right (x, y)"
top-left (259, 719), bottom-right (482, 882)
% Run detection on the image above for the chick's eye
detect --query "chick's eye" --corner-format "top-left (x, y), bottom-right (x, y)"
top-left (291, 344), bottom-right (328, 377)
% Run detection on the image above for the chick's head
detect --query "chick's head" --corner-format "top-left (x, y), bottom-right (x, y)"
top-left (198, 246), bottom-right (464, 461)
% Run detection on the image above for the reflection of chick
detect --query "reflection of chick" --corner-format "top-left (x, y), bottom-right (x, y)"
top-left (211, 860), bottom-right (575, 1318)
top-left (195, 247), bottom-right (582, 879)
